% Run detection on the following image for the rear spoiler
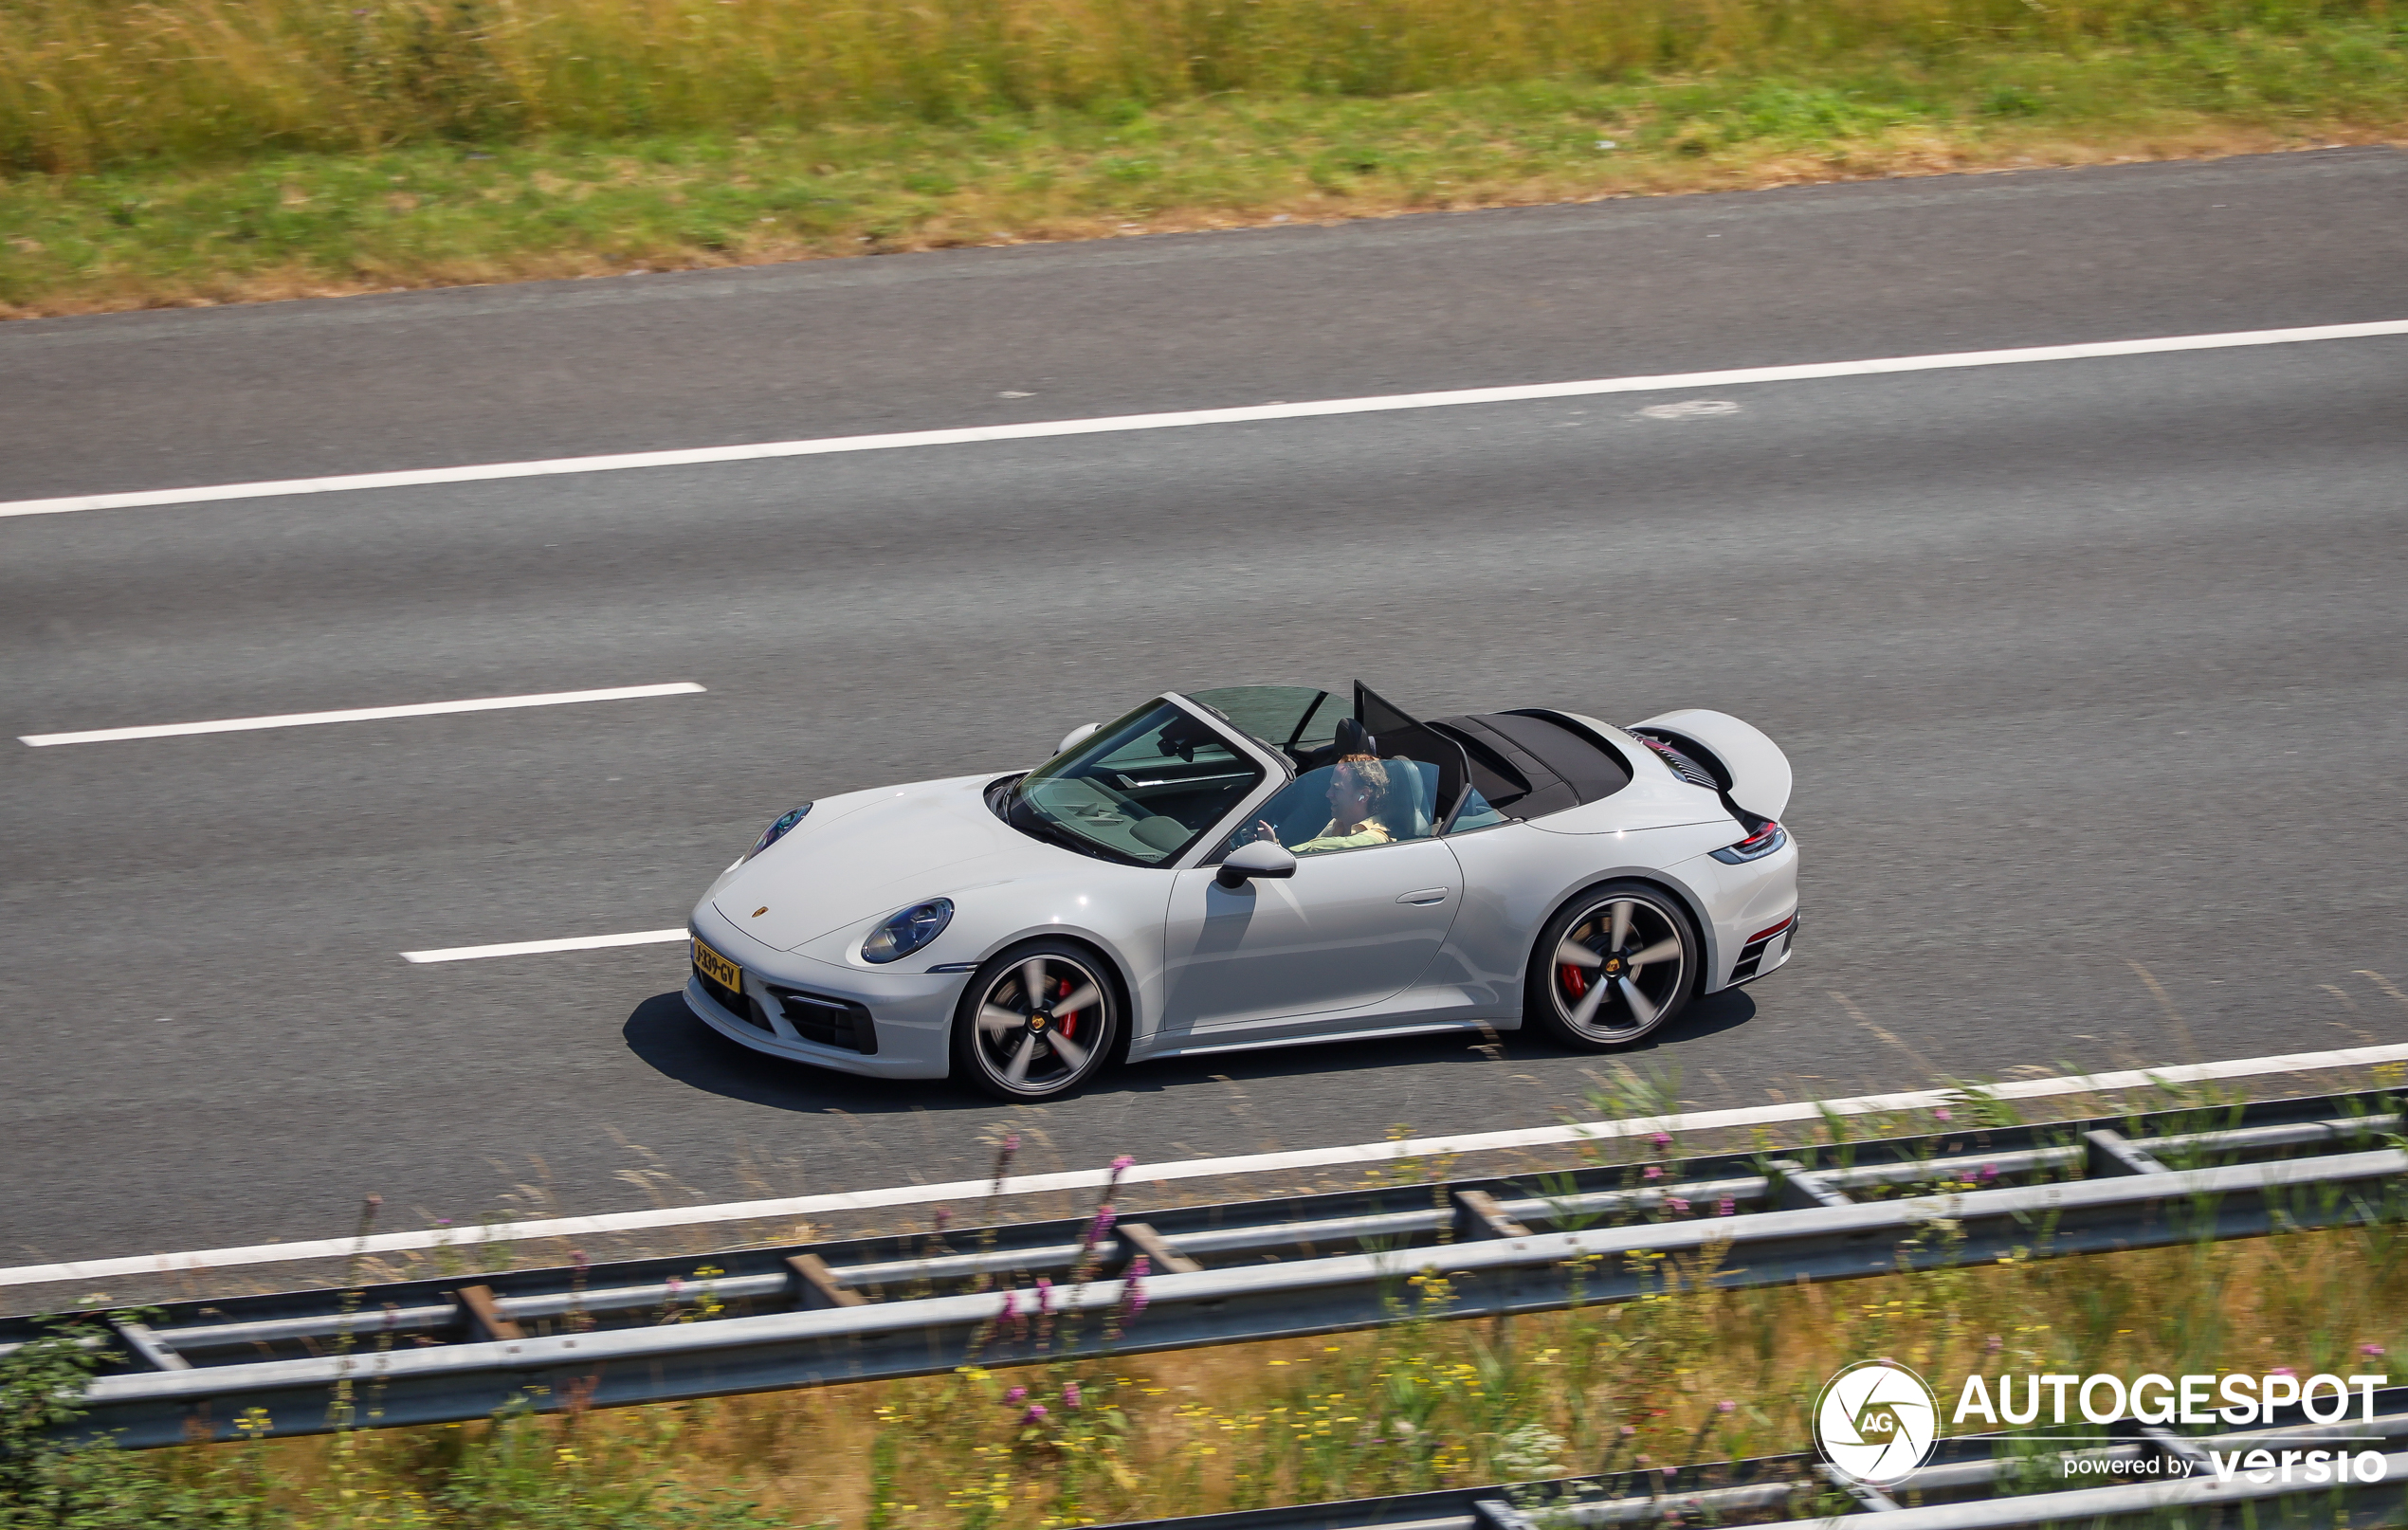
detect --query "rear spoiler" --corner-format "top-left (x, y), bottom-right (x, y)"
top-left (1625, 708), bottom-right (1792, 821)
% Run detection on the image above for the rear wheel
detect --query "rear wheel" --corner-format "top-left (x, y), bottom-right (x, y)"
top-left (951, 940), bottom-right (1120, 1102)
top-left (1526, 882), bottom-right (1697, 1049)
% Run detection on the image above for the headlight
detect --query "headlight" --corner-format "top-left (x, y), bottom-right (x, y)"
top-left (746, 803), bottom-right (812, 861)
top-left (863, 898), bottom-right (953, 964)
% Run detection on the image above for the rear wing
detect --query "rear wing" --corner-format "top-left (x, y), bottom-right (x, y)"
top-left (1625, 708), bottom-right (1792, 820)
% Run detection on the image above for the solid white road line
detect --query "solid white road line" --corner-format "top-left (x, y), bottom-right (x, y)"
top-left (7, 1039), bottom-right (2404, 1290)
top-left (6, 319), bottom-right (2404, 520)
top-left (18, 682), bottom-right (704, 748)
top-left (403, 928), bottom-right (688, 964)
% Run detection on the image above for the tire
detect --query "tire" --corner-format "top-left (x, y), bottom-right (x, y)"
top-left (1525, 881), bottom-right (1699, 1049)
top-left (950, 939), bottom-right (1121, 1102)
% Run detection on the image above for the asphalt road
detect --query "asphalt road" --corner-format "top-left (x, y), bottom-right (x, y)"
top-left (3, 149), bottom-right (2405, 1271)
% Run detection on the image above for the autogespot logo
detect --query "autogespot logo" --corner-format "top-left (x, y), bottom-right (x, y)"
top-left (1815, 1360), bottom-right (1941, 1488)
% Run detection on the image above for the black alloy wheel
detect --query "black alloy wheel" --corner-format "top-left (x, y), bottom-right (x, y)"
top-left (1527, 881), bottom-right (1697, 1048)
top-left (952, 940), bottom-right (1119, 1101)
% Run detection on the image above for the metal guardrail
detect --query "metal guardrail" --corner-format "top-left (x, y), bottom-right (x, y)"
top-left (11, 1088), bottom-right (2401, 1450)
top-left (1091, 1391), bottom-right (2408, 1530)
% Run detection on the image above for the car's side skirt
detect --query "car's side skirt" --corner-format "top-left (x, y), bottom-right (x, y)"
top-left (1144, 1017), bottom-right (1501, 1062)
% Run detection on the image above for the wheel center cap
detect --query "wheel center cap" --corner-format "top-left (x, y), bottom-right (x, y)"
top-left (1030, 1011), bottom-right (1049, 1032)
top-left (1604, 956), bottom-right (1624, 975)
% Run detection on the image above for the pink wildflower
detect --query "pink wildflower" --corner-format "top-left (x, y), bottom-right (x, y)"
top-left (1036, 1276), bottom-right (1055, 1313)
top-left (1717, 1400), bottom-right (1736, 1414)
top-left (1650, 1132), bottom-right (1672, 1150)
top-left (2362, 1343), bottom-right (2386, 1358)
top-left (1063, 1381), bottom-right (1083, 1411)
top-left (1125, 1255), bottom-right (1151, 1317)
top-left (1021, 1404), bottom-right (1049, 1425)
top-left (1005, 1386), bottom-right (1027, 1403)
top-left (1666, 1196), bottom-right (1690, 1213)
top-left (1715, 1198), bottom-right (1735, 1217)
top-left (1643, 1165), bottom-right (1663, 1181)
top-left (1934, 1108), bottom-right (1952, 1123)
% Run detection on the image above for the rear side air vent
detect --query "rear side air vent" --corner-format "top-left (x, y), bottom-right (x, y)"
top-left (1629, 731), bottom-right (1718, 790)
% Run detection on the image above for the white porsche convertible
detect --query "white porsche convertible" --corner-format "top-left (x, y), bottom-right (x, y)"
top-left (686, 683), bottom-right (1797, 1101)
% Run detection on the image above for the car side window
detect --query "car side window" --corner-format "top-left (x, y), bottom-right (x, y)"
top-left (1219, 753), bottom-right (1444, 858)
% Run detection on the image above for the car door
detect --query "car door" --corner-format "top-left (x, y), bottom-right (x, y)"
top-left (1160, 836), bottom-right (1467, 1033)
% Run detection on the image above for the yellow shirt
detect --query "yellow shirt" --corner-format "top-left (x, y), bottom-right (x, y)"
top-left (1291, 818), bottom-right (1393, 854)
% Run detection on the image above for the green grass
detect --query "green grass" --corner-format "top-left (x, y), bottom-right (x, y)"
top-left (2, 19), bottom-right (2404, 318)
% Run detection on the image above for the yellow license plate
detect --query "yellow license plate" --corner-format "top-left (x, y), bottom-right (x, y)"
top-left (692, 937), bottom-right (742, 993)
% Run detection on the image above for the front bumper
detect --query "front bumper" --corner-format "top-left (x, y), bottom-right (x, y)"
top-left (684, 905), bottom-right (963, 1080)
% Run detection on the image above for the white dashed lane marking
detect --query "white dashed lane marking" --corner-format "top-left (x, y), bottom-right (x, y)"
top-left (19, 682), bottom-right (704, 747)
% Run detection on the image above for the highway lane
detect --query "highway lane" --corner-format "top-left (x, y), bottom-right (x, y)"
top-left (4, 148), bottom-right (2406, 502)
top-left (4, 156), bottom-right (2407, 1270)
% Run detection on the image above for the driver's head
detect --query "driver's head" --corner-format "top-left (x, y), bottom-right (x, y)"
top-left (1328, 753), bottom-right (1394, 822)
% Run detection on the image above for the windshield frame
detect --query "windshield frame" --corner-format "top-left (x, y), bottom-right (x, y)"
top-left (1004, 695), bottom-right (1288, 868)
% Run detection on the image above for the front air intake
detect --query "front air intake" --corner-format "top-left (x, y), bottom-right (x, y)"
top-left (766, 985), bottom-right (879, 1054)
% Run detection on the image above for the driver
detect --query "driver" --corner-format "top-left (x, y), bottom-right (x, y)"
top-left (1247, 754), bottom-right (1396, 854)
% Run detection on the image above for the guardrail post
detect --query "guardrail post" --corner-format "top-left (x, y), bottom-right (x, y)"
top-left (1769, 1160), bottom-right (1852, 1210)
top-left (1469, 1497), bottom-right (1537, 1530)
top-left (2140, 1423), bottom-right (2215, 1473)
top-left (1118, 1222), bottom-right (1203, 1275)
top-left (110, 1319), bottom-right (190, 1372)
top-left (2085, 1129), bottom-right (2171, 1177)
top-left (1452, 1190), bottom-right (1532, 1241)
top-left (789, 1253), bottom-right (866, 1309)
top-left (451, 1284), bottom-right (523, 1342)
top-left (1817, 1463), bottom-right (1901, 1511)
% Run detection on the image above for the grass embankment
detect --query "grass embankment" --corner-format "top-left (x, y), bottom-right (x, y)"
top-left (1, 0), bottom-right (2404, 317)
top-left (8, 1219), bottom-right (2403, 1529)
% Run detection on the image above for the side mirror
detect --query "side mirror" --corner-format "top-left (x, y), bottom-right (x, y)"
top-left (1215, 840), bottom-right (1298, 890)
top-left (1055, 722), bottom-right (1099, 756)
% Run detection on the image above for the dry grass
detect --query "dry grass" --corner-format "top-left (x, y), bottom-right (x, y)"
top-left (4, 0), bottom-right (2388, 175)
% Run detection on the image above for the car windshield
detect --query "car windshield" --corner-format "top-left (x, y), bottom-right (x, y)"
top-left (1187, 684), bottom-right (1341, 762)
top-left (1008, 701), bottom-right (1266, 865)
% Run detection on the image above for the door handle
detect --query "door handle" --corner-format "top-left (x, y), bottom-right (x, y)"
top-left (1396, 888), bottom-right (1450, 905)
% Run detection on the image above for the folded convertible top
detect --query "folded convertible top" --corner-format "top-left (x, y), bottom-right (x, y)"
top-left (1432, 710), bottom-right (1633, 821)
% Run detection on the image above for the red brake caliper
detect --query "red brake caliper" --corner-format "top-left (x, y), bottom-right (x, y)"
top-left (1055, 975), bottom-right (1079, 1037)
top-left (1560, 964), bottom-right (1588, 997)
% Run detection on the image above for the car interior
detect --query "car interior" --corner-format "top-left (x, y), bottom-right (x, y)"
top-left (1008, 683), bottom-right (1642, 866)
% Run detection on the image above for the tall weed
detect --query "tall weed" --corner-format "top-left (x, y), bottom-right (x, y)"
top-left (2, 0), bottom-right (2399, 173)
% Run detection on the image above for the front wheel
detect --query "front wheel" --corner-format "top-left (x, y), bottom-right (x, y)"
top-left (950, 940), bottom-right (1120, 1102)
top-left (1526, 882), bottom-right (1698, 1049)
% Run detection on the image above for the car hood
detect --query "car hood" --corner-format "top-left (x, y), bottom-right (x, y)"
top-left (710, 774), bottom-right (1057, 951)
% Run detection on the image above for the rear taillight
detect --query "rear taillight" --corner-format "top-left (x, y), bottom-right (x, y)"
top-left (1710, 819), bottom-right (1786, 864)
